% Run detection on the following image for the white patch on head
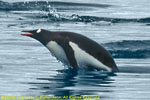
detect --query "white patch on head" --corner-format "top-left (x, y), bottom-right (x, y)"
top-left (69, 41), bottom-right (112, 71)
top-left (36, 29), bottom-right (41, 33)
top-left (46, 41), bottom-right (69, 66)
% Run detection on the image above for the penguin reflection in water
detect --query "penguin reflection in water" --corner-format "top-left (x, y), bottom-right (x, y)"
top-left (21, 29), bottom-right (118, 72)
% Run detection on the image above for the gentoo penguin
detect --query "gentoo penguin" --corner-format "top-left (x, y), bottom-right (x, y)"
top-left (21, 29), bottom-right (118, 72)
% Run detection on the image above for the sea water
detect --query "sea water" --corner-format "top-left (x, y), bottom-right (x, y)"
top-left (0, 0), bottom-right (150, 100)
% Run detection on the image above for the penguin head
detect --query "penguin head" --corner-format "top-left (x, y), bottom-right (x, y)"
top-left (21, 29), bottom-right (51, 45)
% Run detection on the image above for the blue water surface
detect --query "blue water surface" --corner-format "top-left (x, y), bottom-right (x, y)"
top-left (0, 0), bottom-right (150, 100)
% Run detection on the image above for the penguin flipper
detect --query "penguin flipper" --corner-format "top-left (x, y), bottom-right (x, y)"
top-left (58, 41), bottom-right (78, 68)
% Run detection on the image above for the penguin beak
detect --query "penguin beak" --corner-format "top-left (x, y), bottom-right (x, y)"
top-left (21, 30), bottom-right (34, 36)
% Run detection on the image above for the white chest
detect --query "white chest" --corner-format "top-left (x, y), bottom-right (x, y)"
top-left (69, 41), bottom-right (111, 71)
top-left (46, 41), bottom-right (69, 65)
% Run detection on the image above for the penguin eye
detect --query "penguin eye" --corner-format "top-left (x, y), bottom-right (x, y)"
top-left (36, 29), bottom-right (41, 33)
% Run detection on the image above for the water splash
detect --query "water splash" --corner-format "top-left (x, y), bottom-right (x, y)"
top-left (46, 4), bottom-right (61, 21)
top-left (1, 1), bottom-right (150, 24)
